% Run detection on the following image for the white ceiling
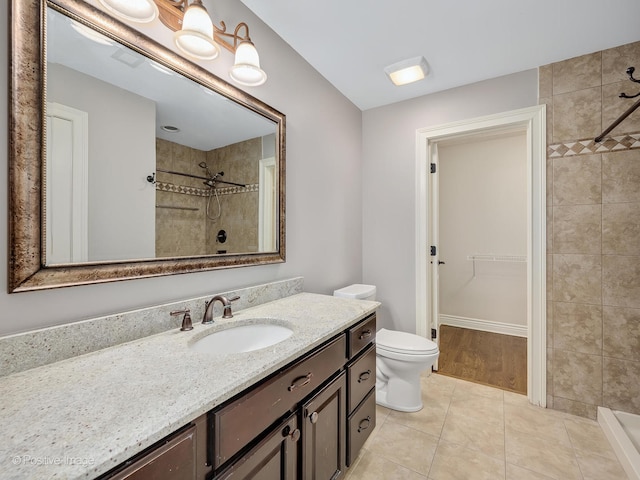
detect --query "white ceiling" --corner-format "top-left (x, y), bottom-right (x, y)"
top-left (240, 0), bottom-right (640, 111)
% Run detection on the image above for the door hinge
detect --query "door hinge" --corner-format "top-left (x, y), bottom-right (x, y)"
top-left (430, 246), bottom-right (436, 256)
top-left (431, 328), bottom-right (437, 339)
top-left (430, 163), bottom-right (436, 174)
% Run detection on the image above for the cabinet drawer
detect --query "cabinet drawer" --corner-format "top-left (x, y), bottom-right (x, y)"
top-left (347, 388), bottom-right (376, 467)
top-left (347, 314), bottom-right (376, 358)
top-left (213, 334), bottom-right (347, 469)
top-left (347, 343), bottom-right (376, 413)
top-left (105, 425), bottom-right (196, 480)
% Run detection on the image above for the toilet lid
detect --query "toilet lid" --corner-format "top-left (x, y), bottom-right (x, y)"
top-left (376, 328), bottom-right (439, 354)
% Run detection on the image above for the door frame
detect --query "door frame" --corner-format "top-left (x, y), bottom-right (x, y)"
top-left (414, 105), bottom-right (546, 406)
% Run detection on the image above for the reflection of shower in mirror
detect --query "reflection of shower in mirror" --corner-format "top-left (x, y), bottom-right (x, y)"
top-left (199, 162), bottom-right (222, 221)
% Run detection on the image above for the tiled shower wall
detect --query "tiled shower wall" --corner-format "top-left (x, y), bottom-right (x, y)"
top-left (539, 41), bottom-right (640, 419)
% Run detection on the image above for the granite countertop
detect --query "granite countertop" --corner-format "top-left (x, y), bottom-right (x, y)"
top-left (0, 293), bottom-right (379, 480)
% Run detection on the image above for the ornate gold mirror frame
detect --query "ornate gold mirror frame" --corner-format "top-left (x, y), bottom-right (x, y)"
top-left (9, 0), bottom-right (286, 292)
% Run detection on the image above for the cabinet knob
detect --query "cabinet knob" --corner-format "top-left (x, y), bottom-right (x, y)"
top-left (288, 372), bottom-right (313, 392)
top-left (357, 416), bottom-right (371, 433)
top-left (309, 412), bottom-right (319, 424)
top-left (358, 370), bottom-right (371, 383)
top-left (282, 425), bottom-right (301, 441)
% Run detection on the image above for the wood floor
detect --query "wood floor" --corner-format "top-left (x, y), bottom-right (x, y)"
top-left (436, 325), bottom-right (527, 394)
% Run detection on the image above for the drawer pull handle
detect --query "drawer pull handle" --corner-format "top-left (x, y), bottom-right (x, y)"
top-left (288, 372), bottom-right (313, 392)
top-left (357, 416), bottom-right (371, 433)
top-left (359, 330), bottom-right (372, 340)
top-left (358, 370), bottom-right (372, 383)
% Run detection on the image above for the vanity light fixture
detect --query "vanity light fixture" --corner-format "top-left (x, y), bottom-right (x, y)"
top-left (97, 0), bottom-right (267, 86)
top-left (384, 56), bottom-right (429, 86)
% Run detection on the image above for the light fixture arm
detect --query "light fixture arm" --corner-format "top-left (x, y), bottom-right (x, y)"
top-left (152, 0), bottom-right (252, 54)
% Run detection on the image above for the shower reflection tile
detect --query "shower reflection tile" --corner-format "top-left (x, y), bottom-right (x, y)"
top-left (429, 441), bottom-right (505, 480)
top-left (552, 154), bottom-right (601, 205)
top-left (575, 452), bottom-right (630, 480)
top-left (552, 52), bottom-right (601, 96)
top-left (603, 357), bottom-right (640, 413)
top-left (602, 41), bottom-right (640, 85)
top-left (552, 254), bottom-right (601, 304)
top-left (546, 206), bottom-right (553, 251)
top-left (553, 302), bottom-right (602, 355)
top-left (603, 306), bottom-right (640, 362)
top-left (547, 347), bottom-right (553, 397)
top-left (552, 349), bottom-right (602, 406)
top-left (602, 202), bottom-right (640, 255)
top-left (602, 150), bottom-right (640, 204)
top-left (552, 205), bottom-right (601, 254)
top-left (553, 87), bottom-right (601, 142)
top-left (602, 81), bottom-right (640, 135)
top-left (603, 255), bottom-right (640, 308)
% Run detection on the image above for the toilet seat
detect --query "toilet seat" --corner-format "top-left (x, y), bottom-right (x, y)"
top-left (376, 328), bottom-right (438, 355)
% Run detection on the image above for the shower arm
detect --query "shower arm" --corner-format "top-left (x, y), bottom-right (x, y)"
top-left (155, 168), bottom-right (247, 188)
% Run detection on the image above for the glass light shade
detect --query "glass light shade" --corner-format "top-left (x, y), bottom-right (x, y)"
top-left (384, 56), bottom-right (429, 86)
top-left (97, 0), bottom-right (158, 23)
top-left (230, 42), bottom-right (267, 86)
top-left (174, 4), bottom-right (220, 60)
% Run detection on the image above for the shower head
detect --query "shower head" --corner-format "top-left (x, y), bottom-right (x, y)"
top-left (198, 162), bottom-right (213, 178)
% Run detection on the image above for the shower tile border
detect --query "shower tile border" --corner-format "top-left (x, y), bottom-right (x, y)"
top-left (548, 132), bottom-right (640, 158)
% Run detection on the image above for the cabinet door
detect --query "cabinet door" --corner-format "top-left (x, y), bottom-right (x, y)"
top-left (301, 372), bottom-right (346, 480)
top-left (215, 413), bottom-right (299, 480)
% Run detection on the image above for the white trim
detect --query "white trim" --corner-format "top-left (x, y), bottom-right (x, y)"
top-left (598, 407), bottom-right (640, 480)
top-left (440, 314), bottom-right (528, 338)
top-left (258, 156), bottom-right (277, 252)
top-left (415, 105), bottom-right (546, 407)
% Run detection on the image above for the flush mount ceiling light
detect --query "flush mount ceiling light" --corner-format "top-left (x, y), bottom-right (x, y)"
top-left (98, 0), bottom-right (267, 86)
top-left (384, 56), bottom-right (429, 86)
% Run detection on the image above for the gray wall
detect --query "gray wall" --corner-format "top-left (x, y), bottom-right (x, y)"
top-left (362, 70), bottom-right (539, 333)
top-left (0, 0), bottom-right (362, 336)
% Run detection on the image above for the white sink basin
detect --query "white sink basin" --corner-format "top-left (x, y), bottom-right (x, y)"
top-left (190, 322), bottom-right (293, 354)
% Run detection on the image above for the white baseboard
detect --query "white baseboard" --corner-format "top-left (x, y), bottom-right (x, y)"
top-left (439, 314), bottom-right (527, 338)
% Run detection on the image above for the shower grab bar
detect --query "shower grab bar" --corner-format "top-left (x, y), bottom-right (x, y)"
top-left (156, 204), bottom-right (199, 211)
top-left (156, 168), bottom-right (247, 188)
top-left (595, 66), bottom-right (640, 143)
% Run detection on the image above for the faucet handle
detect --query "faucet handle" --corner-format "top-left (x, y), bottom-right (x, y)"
top-left (171, 309), bottom-right (193, 331)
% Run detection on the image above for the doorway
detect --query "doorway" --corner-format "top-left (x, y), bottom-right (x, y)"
top-left (414, 106), bottom-right (546, 406)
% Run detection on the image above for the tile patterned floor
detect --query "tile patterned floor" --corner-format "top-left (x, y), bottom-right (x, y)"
top-left (344, 373), bottom-right (628, 480)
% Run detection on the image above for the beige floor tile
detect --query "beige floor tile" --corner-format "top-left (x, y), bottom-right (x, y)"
top-left (428, 441), bottom-right (506, 480)
top-left (387, 400), bottom-right (449, 437)
top-left (505, 427), bottom-right (583, 480)
top-left (365, 421), bottom-right (439, 475)
top-left (440, 410), bottom-right (505, 459)
top-left (503, 390), bottom-right (529, 406)
top-left (344, 449), bottom-right (427, 480)
top-left (564, 417), bottom-right (618, 460)
top-left (452, 378), bottom-right (506, 400)
top-left (448, 389), bottom-right (504, 426)
top-left (506, 463), bottom-right (557, 479)
top-left (575, 452), bottom-right (629, 480)
top-left (504, 402), bottom-right (573, 448)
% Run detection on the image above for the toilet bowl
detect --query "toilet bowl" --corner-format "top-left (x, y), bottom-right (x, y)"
top-left (333, 284), bottom-right (440, 412)
top-left (375, 328), bottom-right (439, 412)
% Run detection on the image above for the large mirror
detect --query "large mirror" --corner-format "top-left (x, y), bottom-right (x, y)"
top-left (9, 0), bottom-right (286, 292)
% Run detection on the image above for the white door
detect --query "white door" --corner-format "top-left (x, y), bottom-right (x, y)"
top-left (45, 103), bottom-right (89, 264)
top-left (428, 143), bottom-right (441, 369)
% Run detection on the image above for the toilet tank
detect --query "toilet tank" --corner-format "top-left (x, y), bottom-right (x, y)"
top-left (333, 284), bottom-right (376, 301)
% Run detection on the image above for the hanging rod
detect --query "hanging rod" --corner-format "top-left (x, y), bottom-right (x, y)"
top-left (595, 66), bottom-right (640, 142)
top-left (155, 168), bottom-right (247, 188)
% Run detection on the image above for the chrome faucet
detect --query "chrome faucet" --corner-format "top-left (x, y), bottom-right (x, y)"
top-left (202, 295), bottom-right (240, 324)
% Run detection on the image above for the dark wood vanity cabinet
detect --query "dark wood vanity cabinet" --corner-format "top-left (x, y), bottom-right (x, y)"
top-left (98, 313), bottom-right (377, 480)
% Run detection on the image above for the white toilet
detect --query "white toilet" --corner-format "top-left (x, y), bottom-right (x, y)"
top-left (333, 284), bottom-right (439, 412)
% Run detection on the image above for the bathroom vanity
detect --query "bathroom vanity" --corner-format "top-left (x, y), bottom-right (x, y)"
top-left (0, 292), bottom-right (378, 480)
